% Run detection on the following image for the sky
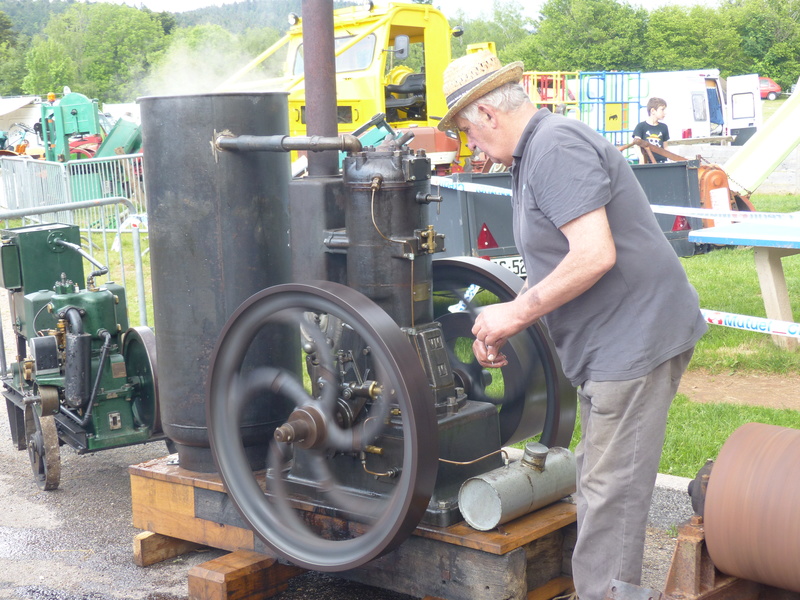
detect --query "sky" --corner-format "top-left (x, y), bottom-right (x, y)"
top-left (88, 0), bottom-right (707, 19)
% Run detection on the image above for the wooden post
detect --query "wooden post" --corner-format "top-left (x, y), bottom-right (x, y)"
top-left (188, 550), bottom-right (304, 600)
top-left (753, 247), bottom-right (799, 350)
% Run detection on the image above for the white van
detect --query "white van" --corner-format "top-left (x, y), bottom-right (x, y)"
top-left (640, 69), bottom-right (761, 145)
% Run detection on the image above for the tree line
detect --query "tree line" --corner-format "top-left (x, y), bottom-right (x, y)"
top-left (0, 0), bottom-right (797, 104)
top-left (450, 0), bottom-right (799, 90)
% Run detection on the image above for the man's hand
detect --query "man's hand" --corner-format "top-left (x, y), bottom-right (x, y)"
top-left (471, 301), bottom-right (528, 367)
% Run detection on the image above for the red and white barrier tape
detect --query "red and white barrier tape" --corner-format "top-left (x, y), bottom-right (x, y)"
top-left (430, 176), bottom-right (512, 197)
top-left (651, 205), bottom-right (799, 223)
top-left (702, 309), bottom-right (800, 338)
top-left (430, 179), bottom-right (799, 224)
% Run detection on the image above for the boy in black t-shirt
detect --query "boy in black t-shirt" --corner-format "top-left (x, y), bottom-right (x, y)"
top-left (632, 97), bottom-right (669, 163)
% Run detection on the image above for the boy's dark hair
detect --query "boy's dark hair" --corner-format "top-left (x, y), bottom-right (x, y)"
top-left (647, 97), bottom-right (667, 115)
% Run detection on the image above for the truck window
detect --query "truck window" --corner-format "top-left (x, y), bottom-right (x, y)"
top-left (293, 34), bottom-right (377, 75)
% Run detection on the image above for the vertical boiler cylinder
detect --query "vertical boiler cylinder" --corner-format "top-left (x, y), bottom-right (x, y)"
top-left (140, 92), bottom-right (294, 473)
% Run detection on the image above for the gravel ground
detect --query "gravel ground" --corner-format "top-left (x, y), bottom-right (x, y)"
top-left (0, 388), bottom-right (690, 600)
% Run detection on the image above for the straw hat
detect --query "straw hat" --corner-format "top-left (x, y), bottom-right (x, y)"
top-left (437, 50), bottom-right (523, 131)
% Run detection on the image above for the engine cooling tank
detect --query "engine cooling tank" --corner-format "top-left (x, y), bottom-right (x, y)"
top-left (140, 92), bottom-right (294, 472)
top-left (458, 443), bottom-right (576, 531)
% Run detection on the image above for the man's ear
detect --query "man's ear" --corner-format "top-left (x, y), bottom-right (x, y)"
top-left (477, 104), bottom-right (500, 128)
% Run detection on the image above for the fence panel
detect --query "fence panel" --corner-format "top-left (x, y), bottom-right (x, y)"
top-left (0, 154), bottom-right (150, 326)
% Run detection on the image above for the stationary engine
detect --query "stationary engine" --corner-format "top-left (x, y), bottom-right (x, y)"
top-left (1, 223), bottom-right (161, 490)
top-left (203, 129), bottom-right (577, 571)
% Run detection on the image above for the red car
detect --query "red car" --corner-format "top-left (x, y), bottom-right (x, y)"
top-left (760, 76), bottom-right (781, 100)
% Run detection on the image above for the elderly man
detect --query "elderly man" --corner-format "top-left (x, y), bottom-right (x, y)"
top-left (438, 51), bottom-right (706, 600)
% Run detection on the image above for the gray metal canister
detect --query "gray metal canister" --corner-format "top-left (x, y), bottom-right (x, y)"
top-left (140, 92), bottom-right (293, 473)
top-left (458, 443), bottom-right (577, 531)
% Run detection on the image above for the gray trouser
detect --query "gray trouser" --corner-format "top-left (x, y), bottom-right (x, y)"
top-left (571, 348), bottom-right (694, 600)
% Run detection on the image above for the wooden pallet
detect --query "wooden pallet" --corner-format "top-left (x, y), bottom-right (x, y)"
top-left (129, 455), bottom-right (577, 600)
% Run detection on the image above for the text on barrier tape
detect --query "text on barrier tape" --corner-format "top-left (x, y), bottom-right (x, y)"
top-left (651, 205), bottom-right (800, 223)
top-left (702, 309), bottom-right (800, 338)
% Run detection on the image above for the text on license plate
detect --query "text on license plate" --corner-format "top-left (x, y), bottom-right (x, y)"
top-left (490, 256), bottom-right (527, 277)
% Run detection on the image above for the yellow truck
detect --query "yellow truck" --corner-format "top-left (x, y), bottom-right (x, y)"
top-left (217, 1), bottom-right (462, 169)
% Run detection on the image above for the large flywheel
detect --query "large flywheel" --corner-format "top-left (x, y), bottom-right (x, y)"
top-left (207, 281), bottom-right (439, 571)
top-left (432, 257), bottom-right (576, 447)
top-left (122, 326), bottom-right (161, 434)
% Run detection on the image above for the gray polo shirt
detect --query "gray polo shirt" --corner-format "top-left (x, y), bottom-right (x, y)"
top-left (510, 109), bottom-right (706, 386)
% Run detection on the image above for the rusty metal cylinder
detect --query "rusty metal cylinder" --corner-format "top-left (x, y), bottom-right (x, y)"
top-left (458, 443), bottom-right (576, 531)
top-left (342, 146), bottom-right (434, 328)
top-left (704, 422), bottom-right (800, 593)
top-left (63, 332), bottom-right (91, 409)
top-left (139, 92), bottom-right (293, 473)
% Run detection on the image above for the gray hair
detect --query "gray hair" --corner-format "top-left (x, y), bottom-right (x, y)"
top-left (457, 82), bottom-right (530, 125)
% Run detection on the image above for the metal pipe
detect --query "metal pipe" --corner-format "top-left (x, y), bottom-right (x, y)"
top-left (63, 306), bottom-right (84, 334)
top-left (0, 197), bottom-right (135, 220)
top-left (215, 134), bottom-right (362, 154)
top-left (302, 0), bottom-right (339, 177)
top-left (54, 239), bottom-right (109, 289)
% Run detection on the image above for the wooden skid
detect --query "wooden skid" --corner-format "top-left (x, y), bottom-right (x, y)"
top-left (129, 456), bottom-right (577, 600)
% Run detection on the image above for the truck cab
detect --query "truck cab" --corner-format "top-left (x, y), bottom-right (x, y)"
top-left (218, 1), bottom-right (459, 163)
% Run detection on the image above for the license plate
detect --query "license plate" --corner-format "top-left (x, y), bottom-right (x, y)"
top-left (490, 256), bottom-right (527, 277)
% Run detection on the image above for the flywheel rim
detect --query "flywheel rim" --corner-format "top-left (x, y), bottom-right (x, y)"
top-left (207, 280), bottom-right (438, 571)
top-left (122, 326), bottom-right (161, 433)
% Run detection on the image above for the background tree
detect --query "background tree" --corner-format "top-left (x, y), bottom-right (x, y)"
top-left (22, 38), bottom-right (78, 95)
top-left (24, 3), bottom-right (166, 101)
top-left (0, 0), bottom-right (797, 106)
top-left (449, 1), bottom-right (533, 59)
top-left (643, 6), bottom-right (748, 75)
top-left (724, 0), bottom-right (800, 88)
top-left (0, 10), bottom-right (25, 94)
top-left (505, 0), bottom-right (647, 71)
top-left (0, 0), bottom-right (73, 37)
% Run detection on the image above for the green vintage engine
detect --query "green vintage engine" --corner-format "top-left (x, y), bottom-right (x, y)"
top-left (1, 223), bottom-right (161, 490)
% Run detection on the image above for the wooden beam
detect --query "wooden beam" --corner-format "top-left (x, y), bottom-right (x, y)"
top-left (188, 550), bottom-right (304, 600)
top-left (527, 576), bottom-right (574, 600)
top-left (133, 531), bottom-right (205, 567)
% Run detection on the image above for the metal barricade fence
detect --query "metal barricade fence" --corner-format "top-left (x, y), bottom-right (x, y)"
top-left (0, 154), bottom-right (150, 326)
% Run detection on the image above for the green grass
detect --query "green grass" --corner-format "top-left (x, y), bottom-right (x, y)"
top-left (99, 229), bottom-right (154, 327)
top-left (659, 192), bottom-right (800, 476)
top-left (660, 396), bottom-right (800, 477)
top-left (762, 97), bottom-right (787, 121)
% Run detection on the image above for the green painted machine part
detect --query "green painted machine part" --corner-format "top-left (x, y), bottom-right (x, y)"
top-left (40, 92), bottom-right (103, 162)
top-left (0, 223), bottom-right (163, 491)
top-left (95, 117), bottom-right (142, 157)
